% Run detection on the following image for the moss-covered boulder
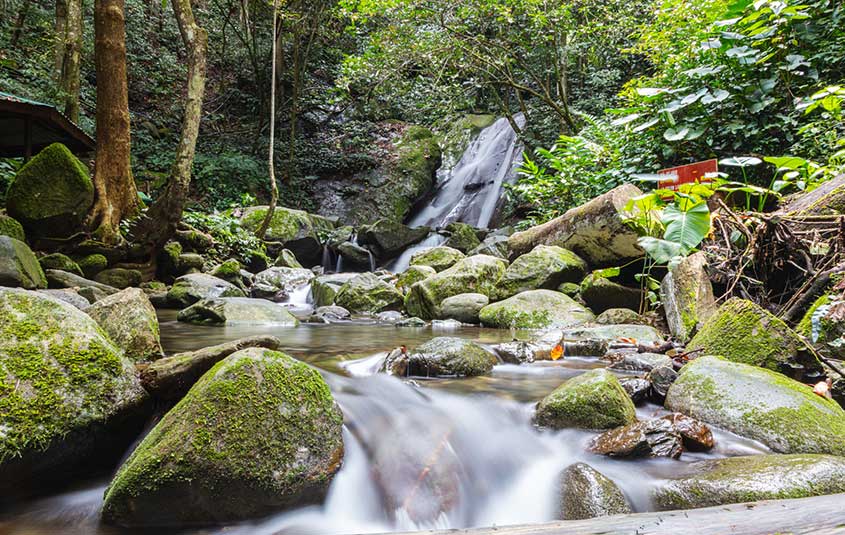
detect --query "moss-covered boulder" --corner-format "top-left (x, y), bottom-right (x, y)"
top-left (77, 253), bottom-right (108, 279)
top-left (0, 214), bottom-right (26, 241)
top-left (560, 463), bottom-right (631, 520)
top-left (176, 253), bottom-right (205, 273)
top-left (660, 252), bottom-right (717, 342)
top-left (396, 264), bottom-right (436, 292)
top-left (86, 288), bottom-right (162, 362)
top-left (240, 206), bottom-right (335, 265)
top-left (166, 273), bottom-right (246, 308)
top-left (665, 356), bottom-right (845, 455)
top-left (45, 268), bottom-right (117, 299)
top-left (580, 275), bottom-right (643, 314)
top-left (38, 253), bottom-right (83, 277)
top-left (177, 297), bottom-right (299, 326)
top-left (479, 290), bottom-right (594, 329)
top-left (252, 267), bottom-right (314, 296)
top-left (333, 272), bottom-right (404, 313)
top-left (468, 234), bottom-right (509, 259)
top-left (409, 246), bottom-right (466, 272)
top-left (405, 255), bottom-right (507, 320)
top-left (210, 259), bottom-right (247, 290)
top-left (95, 267), bottom-right (143, 289)
top-left (274, 248), bottom-right (303, 268)
top-left (557, 324), bottom-right (665, 346)
top-left (654, 454), bottom-right (845, 510)
top-left (443, 222), bottom-right (481, 253)
top-left (359, 219), bottom-right (431, 258)
top-left (0, 288), bottom-right (148, 497)
top-left (311, 273), bottom-right (357, 307)
top-left (0, 236), bottom-right (46, 289)
top-left (439, 293), bottom-right (488, 323)
top-left (495, 245), bottom-right (587, 299)
top-left (534, 369), bottom-right (636, 430)
top-left (596, 308), bottom-right (644, 325)
top-left (38, 288), bottom-right (90, 310)
top-left (5, 143), bottom-right (94, 238)
top-left (101, 347), bottom-right (344, 526)
top-left (403, 336), bottom-right (498, 377)
top-left (687, 298), bottom-right (821, 374)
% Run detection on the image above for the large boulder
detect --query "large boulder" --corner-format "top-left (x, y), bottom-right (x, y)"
top-left (410, 245), bottom-right (466, 272)
top-left (439, 293), bottom-right (488, 323)
top-left (660, 252), bottom-right (717, 342)
top-left (557, 324), bottom-right (665, 346)
top-left (403, 337), bottom-right (498, 377)
top-left (396, 265), bottom-right (436, 292)
top-left (102, 348), bottom-right (344, 526)
top-left (495, 245), bottom-right (587, 300)
top-left (334, 272), bottom-right (404, 314)
top-left (588, 419), bottom-right (684, 459)
top-left (166, 273), bottom-right (246, 308)
top-left (479, 290), bottom-right (595, 329)
top-left (468, 234), bottom-right (509, 259)
top-left (45, 268), bottom-right (117, 301)
top-left (77, 253), bottom-right (108, 279)
top-left (95, 267), bottom-right (143, 289)
top-left (239, 206), bottom-right (335, 265)
top-left (443, 222), bottom-right (481, 253)
top-left (508, 184), bottom-right (644, 267)
top-left (0, 214), bottom-right (26, 241)
top-left (177, 297), bottom-right (299, 326)
top-left (779, 173), bottom-right (845, 216)
top-left (686, 298), bottom-right (821, 375)
top-left (665, 356), bottom-right (845, 455)
top-left (559, 463), bottom-right (631, 520)
top-left (534, 369), bottom-right (636, 430)
top-left (580, 275), bottom-right (643, 314)
top-left (5, 143), bottom-right (94, 238)
top-left (654, 454), bottom-right (845, 510)
top-left (405, 255), bottom-right (507, 320)
top-left (252, 266), bottom-right (314, 299)
top-left (596, 308), bottom-right (643, 325)
top-left (86, 288), bottom-right (163, 362)
top-left (38, 253), bottom-right (83, 277)
top-left (359, 219), bottom-right (430, 258)
top-left (311, 273), bottom-right (357, 307)
top-left (38, 288), bottom-right (90, 310)
top-left (0, 236), bottom-right (46, 289)
top-left (0, 288), bottom-right (149, 497)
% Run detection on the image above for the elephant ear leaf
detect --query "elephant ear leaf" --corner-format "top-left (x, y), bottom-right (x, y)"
top-left (661, 200), bottom-right (711, 254)
top-left (638, 236), bottom-right (684, 264)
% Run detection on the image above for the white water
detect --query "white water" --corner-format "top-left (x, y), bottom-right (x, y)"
top-left (387, 232), bottom-right (447, 273)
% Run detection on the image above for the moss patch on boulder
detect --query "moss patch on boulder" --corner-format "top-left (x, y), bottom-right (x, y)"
top-left (166, 274), bottom-right (246, 308)
top-left (496, 245), bottom-right (587, 300)
top-left (560, 462), bottom-right (631, 520)
top-left (334, 272), bottom-right (404, 313)
top-left (38, 253), bottom-right (83, 277)
top-left (479, 289), bottom-right (594, 329)
top-left (0, 236), bottom-right (46, 289)
top-left (443, 222), bottom-right (481, 253)
top-left (405, 255), bottom-right (506, 319)
top-left (177, 297), bottom-right (299, 326)
top-left (396, 265), bottom-right (436, 292)
top-left (410, 246), bottom-right (466, 272)
top-left (535, 369), bottom-right (636, 430)
top-left (0, 214), bottom-right (26, 241)
top-left (406, 336), bottom-right (498, 377)
top-left (86, 288), bottom-right (163, 362)
top-left (77, 253), bottom-right (108, 279)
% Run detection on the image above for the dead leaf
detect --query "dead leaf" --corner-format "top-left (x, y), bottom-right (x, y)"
top-left (551, 344), bottom-right (564, 361)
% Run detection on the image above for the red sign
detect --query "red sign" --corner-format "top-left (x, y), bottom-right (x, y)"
top-left (658, 159), bottom-right (718, 192)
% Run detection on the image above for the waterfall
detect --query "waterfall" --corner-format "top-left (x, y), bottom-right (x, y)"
top-left (387, 232), bottom-right (446, 273)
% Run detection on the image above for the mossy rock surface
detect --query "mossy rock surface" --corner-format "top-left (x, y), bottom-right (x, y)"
top-left (0, 214), bottom-right (26, 242)
top-left (469, 234), bottom-right (509, 259)
top-left (38, 253), bottom-right (83, 277)
top-left (796, 292), bottom-right (831, 338)
top-left (665, 356), bottom-right (845, 455)
top-left (443, 222), bottom-right (481, 253)
top-left (405, 255), bottom-right (506, 320)
top-left (479, 290), bottom-right (594, 329)
top-left (102, 347), bottom-right (344, 527)
top-left (560, 462), bottom-right (631, 520)
top-left (359, 219), bottom-right (431, 258)
top-left (95, 268), bottom-right (143, 289)
top-left (409, 245), bottom-right (466, 272)
top-left (535, 369), bottom-right (636, 430)
top-left (177, 297), bottom-right (299, 326)
top-left (654, 454), bottom-right (845, 510)
top-left (253, 267), bottom-right (315, 294)
top-left (595, 308), bottom-right (643, 325)
top-left (240, 206), bottom-right (334, 265)
top-left (166, 274), bottom-right (246, 308)
top-left (210, 259), bottom-right (246, 290)
top-left (396, 265), bottom-right (436, 292)
top-left (274, 249), bottom-right (303, 268)
top-left (580, 275), bottom-right (642, 314)
top-left (86, 288), bottom-right (162, 362)
top-left (0, 288), bottom-right (148, 496)
top-left (557, 324), bottom-right (664, 346)
top-left (659, 251), bottom-right (716, 342)
top-left (439, 293), bottom-right (489, 323)
top-left (495, 245), bottom-right (587, 300)
top-left (311, 273), bottom-right (357, 307)
top-left (334, 272), bottom-right (404, 314)
top-left (406, 336), bottom-right (498, 377)
top-left (5, 143), bottom-right (94, 237)
top-left (0, 236), bottom-right (47, 289)
top-left (687, 298), bottom-right (820, 374)
top-left (77, 253), bottom-right (108, 279)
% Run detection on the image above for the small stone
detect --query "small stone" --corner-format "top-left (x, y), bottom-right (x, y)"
top-left (559, 463), bottom-right (631, 520)
top-left (396, 317), bottom-right (427, 327)
top-left (648, 365), bottom-right (678, 402)
top-left (661, 413), bottom-right (715, 451)
top-left (589, 419), bottom-right (683, 459)
top-left (619, 377), bottom-right (651, 405)
top-left (608, 352), bottom-right (673, 372)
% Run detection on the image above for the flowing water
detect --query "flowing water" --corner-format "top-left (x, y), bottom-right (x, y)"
top-left (0, 311), bottom-right (769, 535)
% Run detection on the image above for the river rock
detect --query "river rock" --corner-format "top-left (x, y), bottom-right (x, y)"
top-left (337, 241), bottom-right (375, 270)
top-left (0, 236), bottom-right (46, 289)
top-left (396, 316), bottom-right (428, 327)
top-left (439, 293), bottom-right (489, 323)
top-left (0, 213), bottom-right (26, 241)
top-left (665, 356), bottom-right (845, 455)
top-left (653, 454), bottom-right (845, 510)
top-left (619, 377), bottom-right (651, 405)
top-left (376, 310), bottom-right (404, 323)
top-left (210, 259), bottom-right (248, 290)
top-left (0, 288), bottom-right (148, 497)
top-left (396, 264), bottom-right (436, 291)
top-left (86, 288), bottom-right (163, 362)
top-left (405, 255), bottom-right (507, 319)
top-left (239, 206), bottom-right (335, 265)
top-left (443, 222), bottom-right (481, 253)
top-left (77, 253), bottom-right (108, 279)
top-left (95, 267), bottom-right (143, 289)
top-left (660, 252), bottom-right (716, 342)
top-left (661, 413), bottom-right (715, 451)
top-left (5, 143), bottom-right (94, 238)
top-left (557, 324), bottom-right (665, 346)
top-left (311, 305), bottom-right (351, 323)
top-left (559, 463), bottom-right (632, 520)
top-left (580, 275), bottom-right (643, 314)
top-left (409, 245), bottom-right (466, 272)
top-left (46, 268), bottom-right (117, 298)
top-left (311, 273), bottom-right (357, 306)
top-left (589, 419), bottom-right (684, 459)
top-left (38, 253), bottom-right (83, 277)
top-left (608, 352), bottom-right (673, 372)
top-left (534, 369), bottom-right (636, 430)
top-left (508, 184), bottom-right (644, 267)
top-left (479, 290), bottom-right (595, 329)
top-left (38, 288), bottom-right (90, 310)
top-left (358, 219), bottom-right (430, 258)
top-left (403, 337), bottom-right (498, 377)
top-left (596, 308), bottom-right (643, 325)
top-left (494, 340), bottom-right (545, 364)
top-left (166, 273), bottom-right (246, 308)
top-left (686, 298), bottom-right (821, 375)
top-left (274, 248), bottom-right (303, 268)
top-left (468, 234), bottom-right (509, 259)
top-left (495, 245), bottom-right (587, 300)
top-left (647, 365), bottom-right (678, 402)
top-left (176, 253), bottom-right (205, 274)
top-left (177, 297), bottom-right (299, 326)
top-left (102, 347), bottom-right (344, 526)
top-left (253, 267), bottom-right (314, 295)
top-left (333, 272), bottom-right (404, 313)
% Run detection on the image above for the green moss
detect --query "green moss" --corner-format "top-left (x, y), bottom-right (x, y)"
top-left (409, 336), bottom-right (497, 376)
top-left (38, 253), bottom-right (83, 277)
top-left (479, 289), bottom-right (594, 329)
top-left (211, 259), bottom-right (242, 279)
top-left (496, 245), bottom-right (587, 300)
top-left (0, 214), bottom-right (26, 242)
top-left (240, 206), bottom-right (334, 244)
top-left (409, 246), bottom-right (466, 272)
top-left (396, 265), bottom-right (436, 291)
top-left (443, 222), bottom-right (481, 253)
top-left (535, 369), bottom-right (636, 430)
top-left (334, 273), bottom-right (404, 313)
top-left (0, 236), bottom-right (47, 289)
top-left (796, 293), bottom-right (832, 337)
top-left (76, 253), bottom-right (108, 279)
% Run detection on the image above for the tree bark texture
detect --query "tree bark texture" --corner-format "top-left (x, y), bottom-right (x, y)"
top-left (55, 0), bottom-right (83, 122)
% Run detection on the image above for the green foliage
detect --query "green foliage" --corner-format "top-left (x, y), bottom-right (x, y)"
top-left (181, 210), bottom-right (266, 264)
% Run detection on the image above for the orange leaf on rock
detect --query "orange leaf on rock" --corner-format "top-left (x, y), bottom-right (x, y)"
top-left (551, 344), bottom-right (564, 361)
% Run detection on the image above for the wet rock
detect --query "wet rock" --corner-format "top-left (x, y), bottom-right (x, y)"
top-left (479, 289), bottom-right (594, 329)
top-left (378, 346), bottom-right (410, 376)
top-left (77, 253), bottom-right (108, 279)
top-left (45, 268), bottom-right (117, 296)
top-left (0, 236), bottom-right (46, 289)
top-left (38, 253), bottom-right (83, 277)
top-left (495, 245), bottom-right (587, 300)
top-left (405, 337), bottom-right (498, 377)
top-left (557, 324), bottom-right (665, 346)
top-left (535, 369), bottom-right (636, 430)
top-left (210, 259), bottom-right (248, 290)
top-left (661, 413), bottom-right (714, 451)
top-left (311, 272), bottom-right (357, 307)
top-left (334, 272), bottom-right (404, 314)
top-left (608, 352), bottom-right (673, 372)
top-left (647, 365), bottom-right (678, 402)
top-left (508, 184), bottom-right (644, 267)
top-left (687, 298), bottom-right (821, 375)
top-left (619, 377), bottom-right (651, 405)
top-left (377, 310), bottom-right (404, 323)
top-left (166, 273), bottom-right (246, 308)
top-left (253, 267), bottom-right (314, 295)
top-left (336, 241), bottom-right (375, 269)
top-left (0, 213), bottom-right (26, 241)
top-left (274, 248), bottom-right (303, 268)
top-left (559, 463), bottom-right (632, 520)
top-left (665, 356), bottom-right (845, 455)
top-left (405, 255), bottom-right (507, 319)
top-left (580, 275), bottom-right (643, 314)
top-left (239, 206), bottom-right (335, 265)
top-left (468, 234), bottom-right (509, 259)
top-left (494, 340), bottom-right (544, 364)
top-left (531, 330), bottom-right (609, 358)
top-left (596, 308), bottom-right (643, 325)
top-left (103, 348), bottom-right (344, 526)
top-left (443, 222), bottom-right (481, 253)
top-left (86, 288), bottom-right (163, 362)
top-left (177, 297), bottom-right (299, 326)
top-left (6, 143), bottom-right (94, 238)
top-left (431, 318), bottom-right (463, 330)
top-left (557, 281), bottom-right (581, 297)
top-left (589, 419), bottom-right (683, 459)
top-left (396, 316), bottom-right (428, 327)
top-left (0, 288), bottom-right (149, 498)
top-left (396, 264), bottom-right (436, 292)
top-left (358, 219), bottom-right (430, 258)
top-left (38, 288), bottom-right (90, 310)
top-left (95, 267), bottom-right (143, 289)
top-left (176, 253), bottom-right (205, 274)
top-left (409, 245), bottom-right (466, 272)
top-left (439, 292), bottom-right (489, 323)
top-left (653, 454), bottom-right (845, 510)
top-left (311, 305), bottom-right (351, 323)
top-left (660, 252), bottom-right (716, 342)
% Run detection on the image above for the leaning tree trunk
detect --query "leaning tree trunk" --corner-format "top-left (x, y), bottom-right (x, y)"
top-left (130, 0), bottom-right (207, 250)
top-left (254, 0), bottom-right (279, 240)
top-left (90, 0), bottom-right (138, 243)
top-left (55, 0), bottom-right (83, 122)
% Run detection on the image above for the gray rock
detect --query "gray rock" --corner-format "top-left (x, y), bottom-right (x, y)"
top-left (647, 365), bottom-right (678, 402)
top-left (608, 352), bottom-right (673, 372)
top-left (409, 246), bottom-right (466, 272)
top-left (468, 234), bottom-right (509, 259)
top-left (95, 268), bottom-right (143, 289)
top-left (560, 463), bottom-right (631, 520)
top-left (0, 236), bottom-right (46, 289)
top-left (534, 369), bottom-right (636, 430)
top-left (405, 255), bottom-right (507, 319)
top-left (337, 241), bottom-right (375, 269)
top-left (396, 317), bottom-right (428, 327)
top-left (166, 273), bottom-right (246, 308)
top-left (311, 273), bottom-right (357, 307)
top-left (376, 310), bottom-right (404, 323)
top-left (177, 297), bottom-right (299, 326)
top-left (46, 268), bottom-right (118, 296)
top-left (439, 293), bottom-right (489, 323)
top-left (479, 290), bottom-right (595, 329)
top-left (589, 419), bottom-right (684, 458)
top-left (311, 305), bottom-right (351, 323)
top-left (253, 267), bottom-right (314, 295)
top-left (38, 288), bottom-right (89, 310)
top-left (580, 275), bottom-right (643, 314)
top-left (596, 308), bottom-right (644, 325)
top-left (358, 219), bottom-right (430, 258)
top-left (401, 337), bottom-right (498, 377)
top-left (86, 288), bottom-right (163, 362)
top-left (660, 252), bottom-right (716, 342)
top-left (334, 272), bottom-right (404, 313)
top-left (495, 245), bottom-right (587, 300)
top-left (619, 377), bottom-right (651, 405)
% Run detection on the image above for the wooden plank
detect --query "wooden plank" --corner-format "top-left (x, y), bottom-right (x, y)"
top-left (374, 494), bottom-right (845, 535)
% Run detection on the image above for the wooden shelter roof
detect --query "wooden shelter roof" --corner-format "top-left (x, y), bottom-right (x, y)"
top-left (0, 91), bottom-right (95, 158)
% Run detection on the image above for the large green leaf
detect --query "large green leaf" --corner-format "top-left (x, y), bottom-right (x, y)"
top-left (661, 201), bottom-right (711, 254)
top-left (638, 237), bottom-right (684, 264)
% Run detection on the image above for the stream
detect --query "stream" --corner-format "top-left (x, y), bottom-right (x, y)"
top-left (0, 310), bottom-right (769, 535)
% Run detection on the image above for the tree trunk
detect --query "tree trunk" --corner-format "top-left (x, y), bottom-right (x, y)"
top-left (255, 1), bottom-right (279, 240)
top-left (130, 0), bottom-right (208, 250)
top-left (57, 0), bottom-right (83, 122)
top-left (90, 0), bottom-right (138, 243)
top-left (54, 0), bottom-right (68, 83)
top-left (10, 0), bottom-right (31, 46)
